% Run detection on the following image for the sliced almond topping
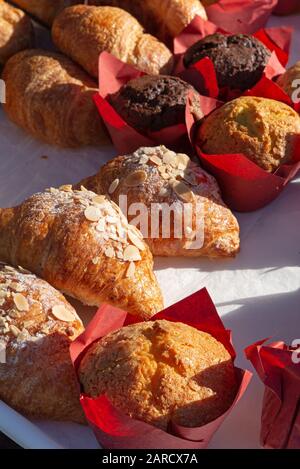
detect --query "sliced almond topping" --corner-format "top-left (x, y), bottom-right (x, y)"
top-left (0, 340), bottom-right (6, 364)
top-left (10, 282), bottom-right (24, 292)
top-left (0, 299), bottom-right (5, 307)
top-left (92, 257), bottom-right (99, 265)
top-left (139, 155), bottom-right (149, 165)
top-left (128, 229), bottom-right (145, 251)
top-left (123, 245), bottom-right (141, 262)
top-left (96, 219), bottom-right (106, 232)
top-left (106, 216), bottom-right (118, 224)
top-left (172, 181), bottom-right (194, 203)
top-left (10, 324), bottom-right (21, 337)
top-left (158, 187), bottom-right (169, 197)
top-left (84, 206), bottom-right (102, 222)
top-left (4, 266), bottom-right (15, 273)
top-left (149, 155), bottom-right (162, 166)
top-left (163, 151), bottom-right (177, 168)
top-left (92, 195), bottom-right (106, 205)
top-left (104, 246), bottom-right (115, 258)
top-left (177, 153), bottom-right (190, 169)
top-left (0, 290), bottom-right (6, 298)
top-left (52, 305), bottom-right (75, 323)
top-left (126, 262), bottom-right (136, 278)
top-left (124, 170), bottom-right (147, 187)
top-left (13, 293), bottom-right (29, 312)
top-left (108, 179), bottom-right (120, 194)
top-left (80, 185), bottom-right (88, 192)
top-left (59, 184), bottom-right (72, 192)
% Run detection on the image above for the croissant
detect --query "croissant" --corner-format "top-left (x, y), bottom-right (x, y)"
top-left (10, 0), bottom-right (82, 26)
top-left (0, 186), bottom-right (163, 319)
top-left (0, 0), bottom-right (34, 67)
top-left (52, 5), bottom-right (174, 77)
top-left (87, 0), bottom-right (207, 45)
top-left (0, 263), bottom-right (85, 423)
top-left (78, 146), bottom-right (240, 258)
top-left (2, 49), bottom-right (108, 147)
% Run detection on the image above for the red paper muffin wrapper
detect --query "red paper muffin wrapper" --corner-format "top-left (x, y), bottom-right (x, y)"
top-left (94, 52), bottom-right (196, 155)
top-left (70, 288), bottom-right (252, 449)
top-left (274, 0), bottom-right (300, 15)
top-left (205, 0), bottom-right (278, 34)
top-left (245, 340), bottom-right (300, 449)
top-left (174, 16), bottom-right (291, 100)
top-left (187, 77), bottom-right (300, 212)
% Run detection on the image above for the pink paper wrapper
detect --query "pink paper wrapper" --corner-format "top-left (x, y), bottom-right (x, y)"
top-left (245, 340), bottom-right (300, 449)
top-left (94, 52), bottom-right (195, 154)
top-left (187, 77), bottom-right (300, 212)
top-left (206, 0), bottom-right (278, 34)
top-left (70, 288), bottom-right (252, 449)
top-left (174, 16), bottom-right (291, 100)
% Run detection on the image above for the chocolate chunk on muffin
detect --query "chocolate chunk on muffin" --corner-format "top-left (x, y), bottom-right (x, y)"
top-left (79, 320), bottom-right (237, 430)
top-left (184, 33), bottom-right (271, 92)
top-left (109, 75), bottom-right (202, 133)
top-left (197, 96), bottom-right (300, 172)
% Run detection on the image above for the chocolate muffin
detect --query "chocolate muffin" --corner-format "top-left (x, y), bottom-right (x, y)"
top-left (79, 320), bottom-right (237, 430)
top-left (109, 75), bottom-right (202, 133)
top-left (183, 33), bottom-right (271, 92)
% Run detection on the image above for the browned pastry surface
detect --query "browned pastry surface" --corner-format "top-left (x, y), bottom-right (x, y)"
top-left (52, 5), bottom-right (174, 77)
top-left (277, 61), bottom-right (300, 100)
top-left (197, 96), bottom-right (300, 172)
top-left (0, 187), bottom-right (163, 319)
top-left (0, 263), bottom-right (85, 423)
top-left (78, 146), bottom-right (240, 258)
top-left (0, 0), bottom-right (33, 66)
top-left (2, 49), bottom-right (108, 147)
top-left (11, 0), bottom-right (82, 26)
top-left (87, 0), bottom-right (207, 45)
top-left (79, 319), bottom-right (237, 429)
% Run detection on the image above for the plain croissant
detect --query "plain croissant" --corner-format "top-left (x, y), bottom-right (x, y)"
top-left (87, 0), bottom-right (207, 45)
top-left (10, 0), bottom-right (82, 26)
top-left (0, 186), bottom-right (163, 319)
top-left (52, 5), bottom-right (174, 77)
top-left (2, 49), bottom-right (108, 147)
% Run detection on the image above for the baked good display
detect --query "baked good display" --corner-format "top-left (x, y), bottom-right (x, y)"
top-left (87, 0), bottom-right (207, 45)
top-left (109, 75), bottom-right (202, 133)
top-left (52, 5), bottom-right (173, 77)
top-left (0, 263), bottom-right (85, 423)
top-left (277, 61), bottom-right (300, 100)
top-left (78, 146), bottom-right (240, 258)
top-left (2, 49), bottom-right (108, 147)
top-left (10, 0), bottom-right (82, 26)
top-left (0, 0), bottom-right (34, 67)
top-left (183, 33), bottom-right (271, 92)
top-left (0, 186), bottom-right (163, 319)
top-left (197, 96), bottom-right (300, 172)
top-left (79, 319), bottom-right (237, 429)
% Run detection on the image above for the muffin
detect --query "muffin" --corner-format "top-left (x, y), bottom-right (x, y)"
top-left (79, 320), bottom-right (237, 430)
top-left (109, 75), bottom-right (202, 133)
top-left (277, 61), bottom-right (300, 101)
top-left (197, 96), bottom-right (300, 172)
top-left (0, 263), bottom-right (85, 423)
top-left (183, 33), bottom-right (271, 92)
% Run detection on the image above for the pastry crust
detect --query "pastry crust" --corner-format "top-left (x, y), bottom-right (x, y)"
top-left (0, 187), bottom-right (163, 319)
top-left (197, 96), bottom-right (300, 172)
top-left (52, 5), bottom-right (174, 77)
top-left (79, 319), bottom-right (237, 429)
top-left (11, 0), bottom-right (81, 26)
top-left (277, 61), bottom-right (300, 101)
top-left (0, 0), bottom-right (33, 67)
top-left (78, 146), bottom-right (240, 258)
top-left (0, 263), bottom-right (85, 423)
top-left (2, 49), bottom-right (108, 147)
top-left (88, 0), bottom-right (207, 44)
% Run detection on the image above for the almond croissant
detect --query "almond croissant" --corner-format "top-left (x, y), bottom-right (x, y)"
top-left (78, 146), bottom-right (240, 258)
top-left (10, 0), bottom-right (82, 26)
top-left (0, 187), bottom-right (163, 319)
top-left (52, 5), bottom-right (174, 77)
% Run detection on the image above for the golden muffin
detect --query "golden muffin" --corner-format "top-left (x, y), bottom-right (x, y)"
top-left (277, 62), bottom-right (300, 101)
top-left (79, 320), bottom-right (237, 430)
top-left (0, 263), bottom-right (85, 423)
top-left (197, 96), bottom-right (300, 172)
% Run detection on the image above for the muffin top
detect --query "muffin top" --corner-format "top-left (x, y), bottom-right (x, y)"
top-left (109, 75), bottom-right (202, 133)
top-left (197, 96), bottom-right (300, 172)
top-left (79, 319), bottom-right (237, 430)
top-left (277, 61), bottom-right (300, 100)
top-left (184, 33), bottom-right (271, 92)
